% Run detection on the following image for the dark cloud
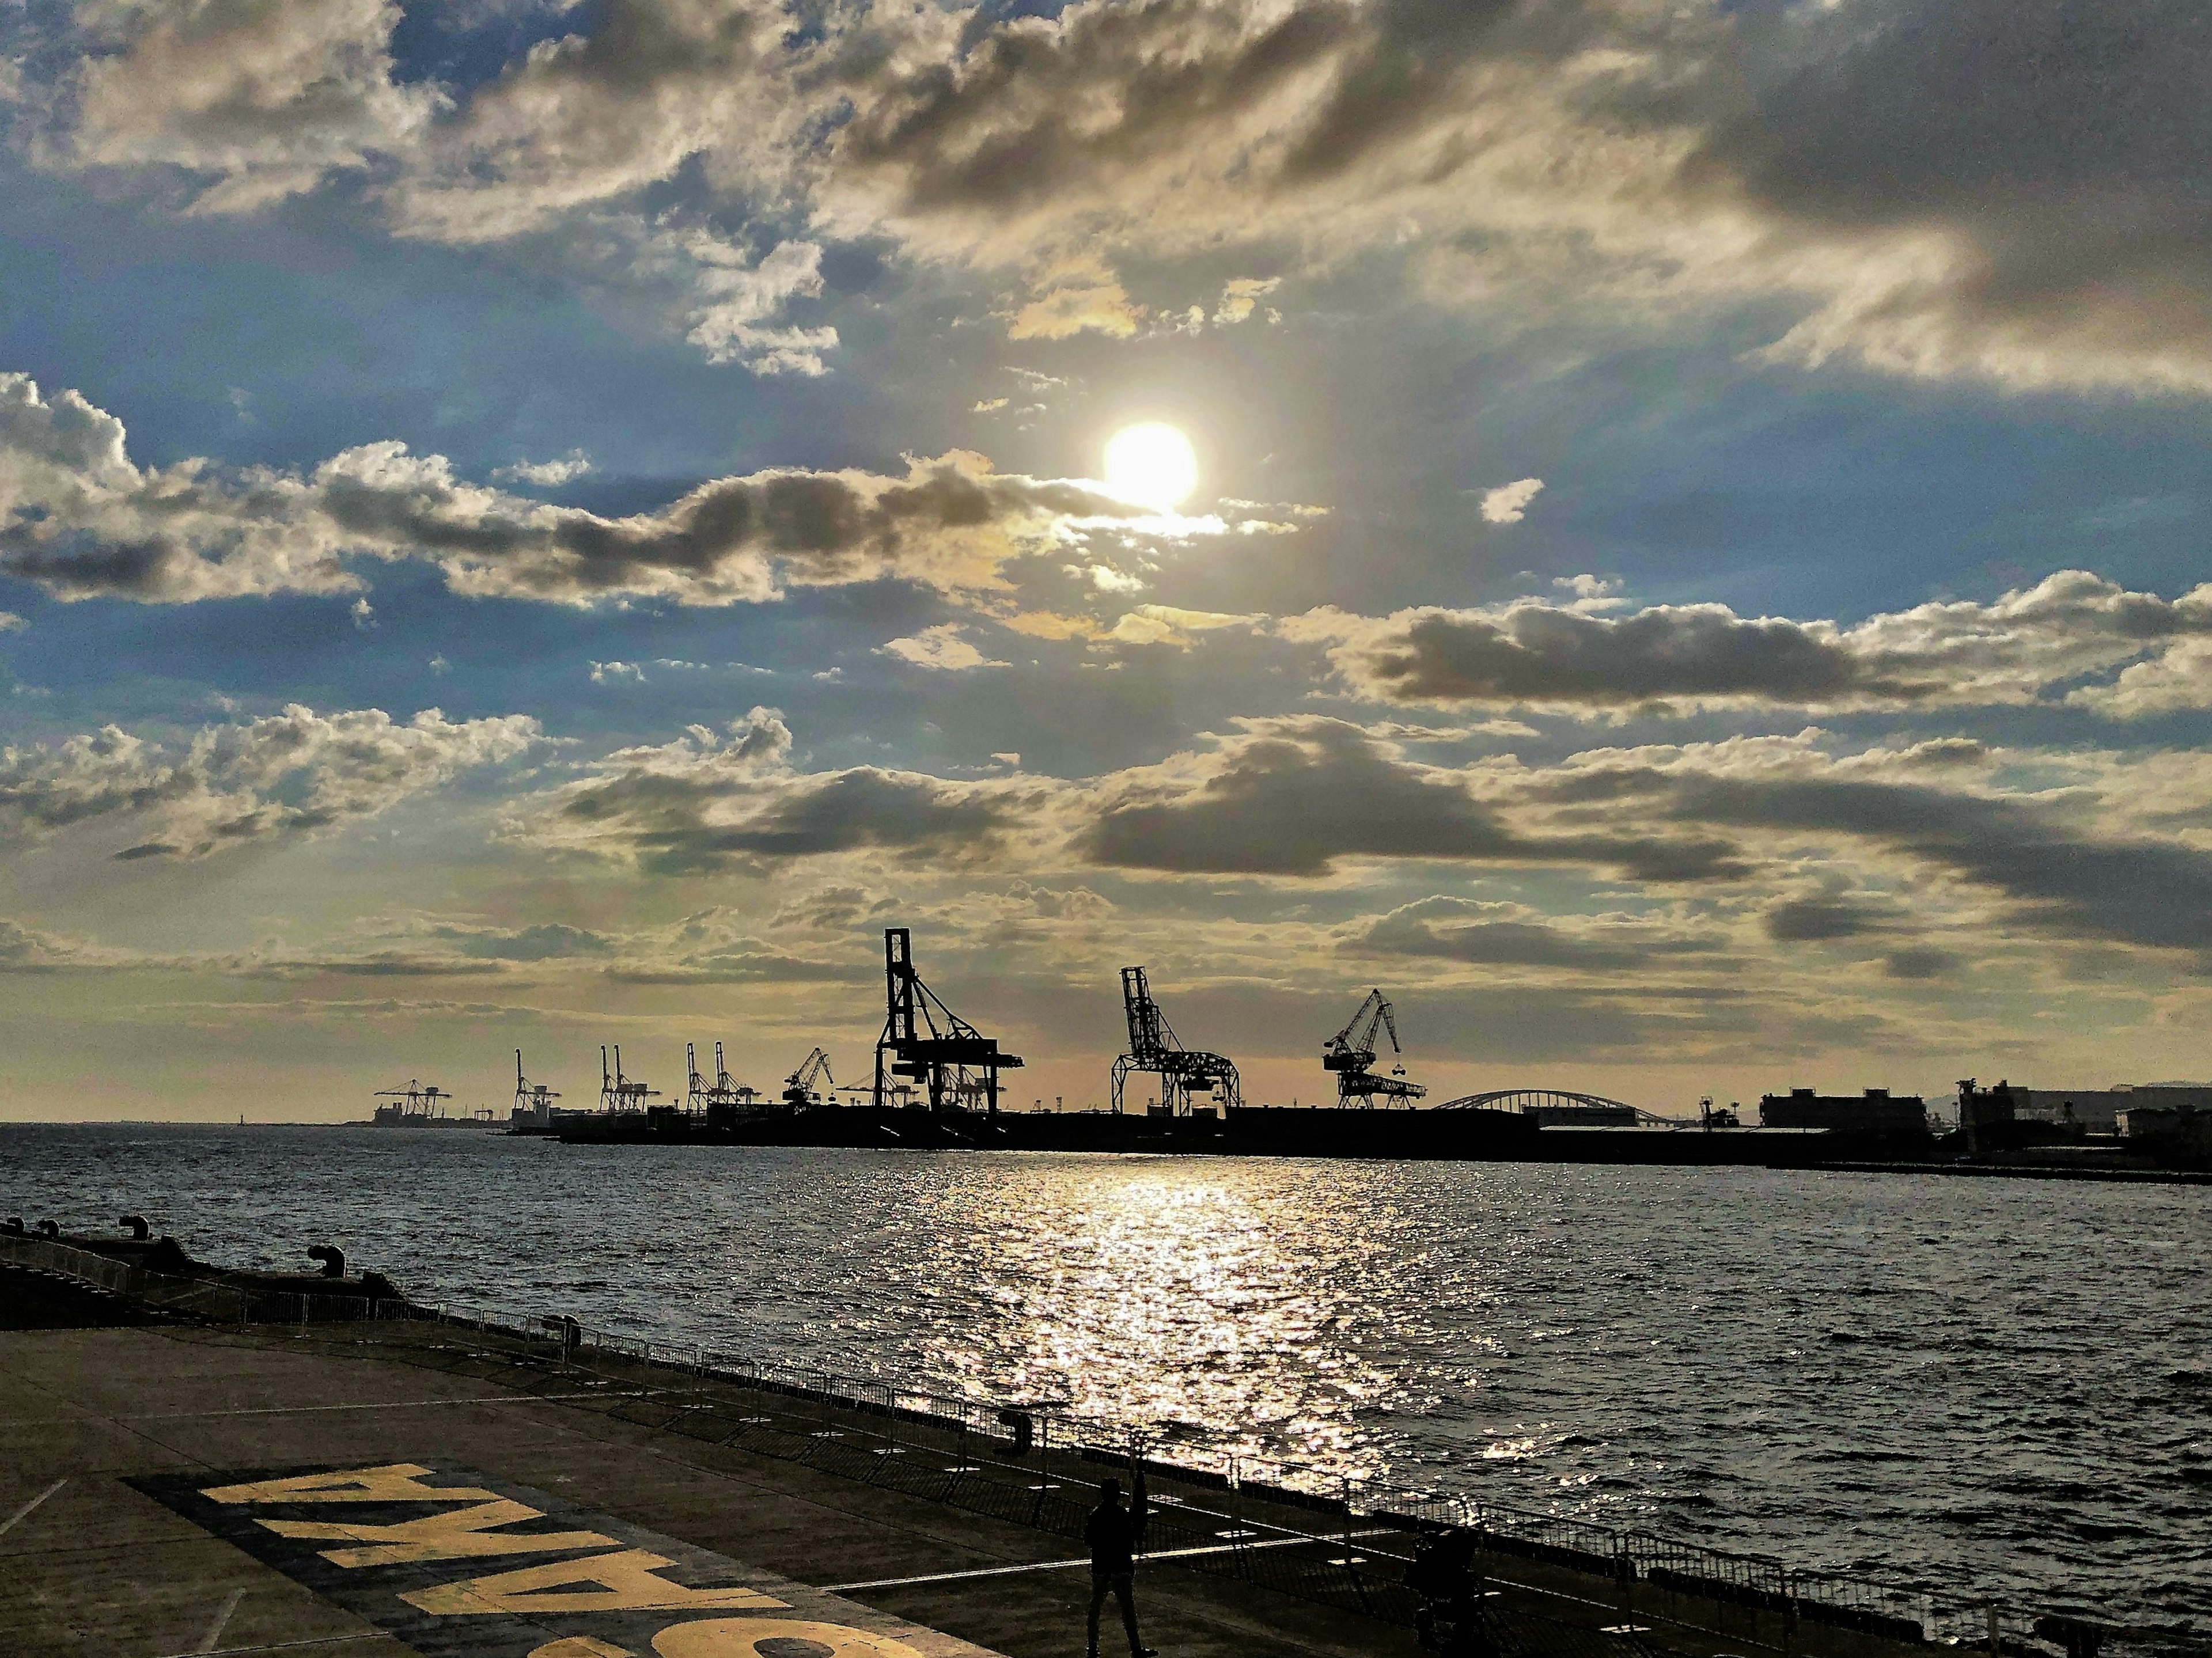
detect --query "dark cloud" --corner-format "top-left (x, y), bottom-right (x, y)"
top-left (1079, 719), bottom-right (1746, 880)
top-left (1357, 897), bottom-right (1652, 970)
top-left (1665, 773), bottom-right (2212, 955)
top-left (1764, 898), bottom-right (1892, 942)
top-left (1312, 574), bottom-right (2212, 716)
top-left (0, 373), bottom-right (1146, 605)
top-left (1884, 947), bottom-right (1957, 981)
top-left (532, 713), bottom-right (1029, 875)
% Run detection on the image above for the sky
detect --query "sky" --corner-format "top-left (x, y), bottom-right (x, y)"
top-left (1, 0), bottom-right (2209, 1121)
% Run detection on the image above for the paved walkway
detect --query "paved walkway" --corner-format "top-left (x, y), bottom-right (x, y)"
top-left (0, 1288), bottom-right (1425, 1658)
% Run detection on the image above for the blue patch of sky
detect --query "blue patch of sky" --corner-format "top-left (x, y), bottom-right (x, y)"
top-left (385, 0), bottom-right (611, 95)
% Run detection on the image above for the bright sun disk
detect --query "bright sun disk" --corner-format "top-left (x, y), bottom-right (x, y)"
top-left (1104, 422), bottom-right (1198, 512)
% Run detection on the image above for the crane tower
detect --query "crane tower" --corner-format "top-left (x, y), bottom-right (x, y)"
top-left (1111, 966), bottom-right (1241, 1115)
top-left (1323, 989), bottom-right (1426, 1106)
top-left (873, 928), bottom-right (1023, 1114)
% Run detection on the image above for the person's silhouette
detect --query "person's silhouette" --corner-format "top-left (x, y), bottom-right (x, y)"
top-left (1084, 1476), bottom-right (1156, 1658)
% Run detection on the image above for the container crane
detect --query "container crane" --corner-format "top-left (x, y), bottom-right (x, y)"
top-left (1323, 989), bottom-right (1426, 1107)
top-left (513, 1050), bottom-right (559, 1116)
top-left (372, 1080), bottom-right (450, 1120)
top-left (709, 1041), bottom-right (756, 1110)
top-left (599, 1045), bottom-right (659, 1112)
top-left (1111, 966), bottom-right (1241, 1115)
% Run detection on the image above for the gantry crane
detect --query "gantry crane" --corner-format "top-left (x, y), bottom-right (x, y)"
top-left (1323, 989), bottom-right (1426, 1107)
top-left (373, 1079), bottom-right (450, 1120)
top-left (709, 1041), bottom-right (757, 1110)
top-left (599, 1045), bottom-right (660, 1112)
top-left (513, 1050), bottom-right (559, 1116)
top-left (873, 928), bottom-right (1023, 1114)
top-left (1111, 966), bottom-right (1240, 1115)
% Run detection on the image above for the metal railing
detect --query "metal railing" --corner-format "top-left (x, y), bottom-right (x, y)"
top-left (381, 1295), bottom-right (2144, 1658)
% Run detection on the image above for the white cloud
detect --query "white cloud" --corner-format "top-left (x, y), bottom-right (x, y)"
top-left (0, 612), bottom-right (25, 633)
top-left (59, 0), bottom-right (442, 213)
top-left (878, 624), bottom-right (1007, 672)
top-left (493, 450), bottom-right (594, 486)
top-left (0, 704), bottom-right (540, 859)
top-left (1214, 276), bottom-right (1281, 325)
top-left (1480, 478), bottom-right (1545, 525)
top-left (590, 660), bottom-right (646, 683)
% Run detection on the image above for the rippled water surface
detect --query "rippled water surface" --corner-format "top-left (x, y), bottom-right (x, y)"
top-left (5, 1124), bottom-right (2207, 1631)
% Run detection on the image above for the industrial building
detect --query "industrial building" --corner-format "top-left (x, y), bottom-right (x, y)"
top-left (1759, 1087), bottom-right (1929, 1136)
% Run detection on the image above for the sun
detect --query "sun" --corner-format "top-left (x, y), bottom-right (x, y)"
top-left (1103, 422), bottom-right (1198, 512)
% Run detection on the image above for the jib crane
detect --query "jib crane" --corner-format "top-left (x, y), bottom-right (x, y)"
top-left (1111, 966), bottom-right (1241, 1115)
top-left (784, 1048), bottom-right (834, 1109)
top-left (1324, 989), bottom-right (1426, 1107)
top-left (872, 927), bottom-right (1023, 1115)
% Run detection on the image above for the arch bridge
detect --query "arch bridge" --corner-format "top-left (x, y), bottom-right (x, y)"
top-left (1435, 1088), bottom-right (1688, 1126)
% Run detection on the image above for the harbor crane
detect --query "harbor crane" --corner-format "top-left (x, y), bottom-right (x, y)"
top-left (710, 1041), bottom-right (757, 1110)
top-left (873, 927), bottom-right (1024, 1115)
top-left (1111, 966), bottom-right (1241, 1115)
top-left (1324, 989), bottom-right (1426, 1107)
top-left (373, 1080), bottom-right (450, 1119)
top-left (513, 1050), bottom-right (559, 1115)
top-left (599, 1045), bottom-right (659, 1112)
top-left (784, 1048), bottom-right (835, 1109)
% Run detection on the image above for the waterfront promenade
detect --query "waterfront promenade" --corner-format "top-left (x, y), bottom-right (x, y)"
top-left (0, 1268), bottom-right (1439, 1658)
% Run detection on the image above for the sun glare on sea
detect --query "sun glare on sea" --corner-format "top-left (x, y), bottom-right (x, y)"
top-left (1103, 422), bottom-right (1198, 512)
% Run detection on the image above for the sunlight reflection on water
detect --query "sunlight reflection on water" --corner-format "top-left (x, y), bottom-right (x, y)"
top-left (6, 1128), bottom-right (2208, 1627)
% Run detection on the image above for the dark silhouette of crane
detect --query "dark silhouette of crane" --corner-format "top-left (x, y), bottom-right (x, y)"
top-left (513, 1050), bottom-right (559, 1116)
top-left (784, 1047), bottom-right (835, 1109)
top-left (1324, 989), bottom-right (1426, 1107)
top-left (1111, 966), bottom-right (1241, 1115)
top-left (873, 928), bottom-right (1023, 1114)
top-left (599, 1045), bottom-right (659, 1112)
top-left (709, 1041), bottom-right (756, 1110)
top-left (373, 1079), bottom-right (450, 1120)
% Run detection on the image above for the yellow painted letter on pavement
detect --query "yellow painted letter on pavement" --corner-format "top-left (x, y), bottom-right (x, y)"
top-left (259, 1498), bottom-right (618, 1566)
top-left (655, 1618), bottom-right (930, 1658)
top-left (203, 1464), bottom-right (498, 1506)
top-left (402, 1549), bottom-right (789, 1616)
top-left (527, 1640), bottom-right (634, 1658)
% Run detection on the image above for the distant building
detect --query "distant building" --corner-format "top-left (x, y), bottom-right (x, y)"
top-left (1759, 1087), bottom-right (1929, 1136)
top-left (2118, 1099), bottom-right (2212, 1159)
top-left (1521, 1101), bottom-right (1638, 1127)
top-left (1995, 1083), bottom-right (2212, 1134)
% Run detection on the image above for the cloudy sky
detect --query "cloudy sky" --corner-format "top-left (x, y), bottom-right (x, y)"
top-left (1, 0), bottom-right (2208, 1120)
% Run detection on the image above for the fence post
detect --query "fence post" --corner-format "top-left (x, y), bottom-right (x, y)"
top-left (1987, 1606), bottom-right (2000, 1656)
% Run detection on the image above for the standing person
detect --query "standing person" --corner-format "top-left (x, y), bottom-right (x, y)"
top-left (1084, 1476), bottom-right (1156, 1658)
